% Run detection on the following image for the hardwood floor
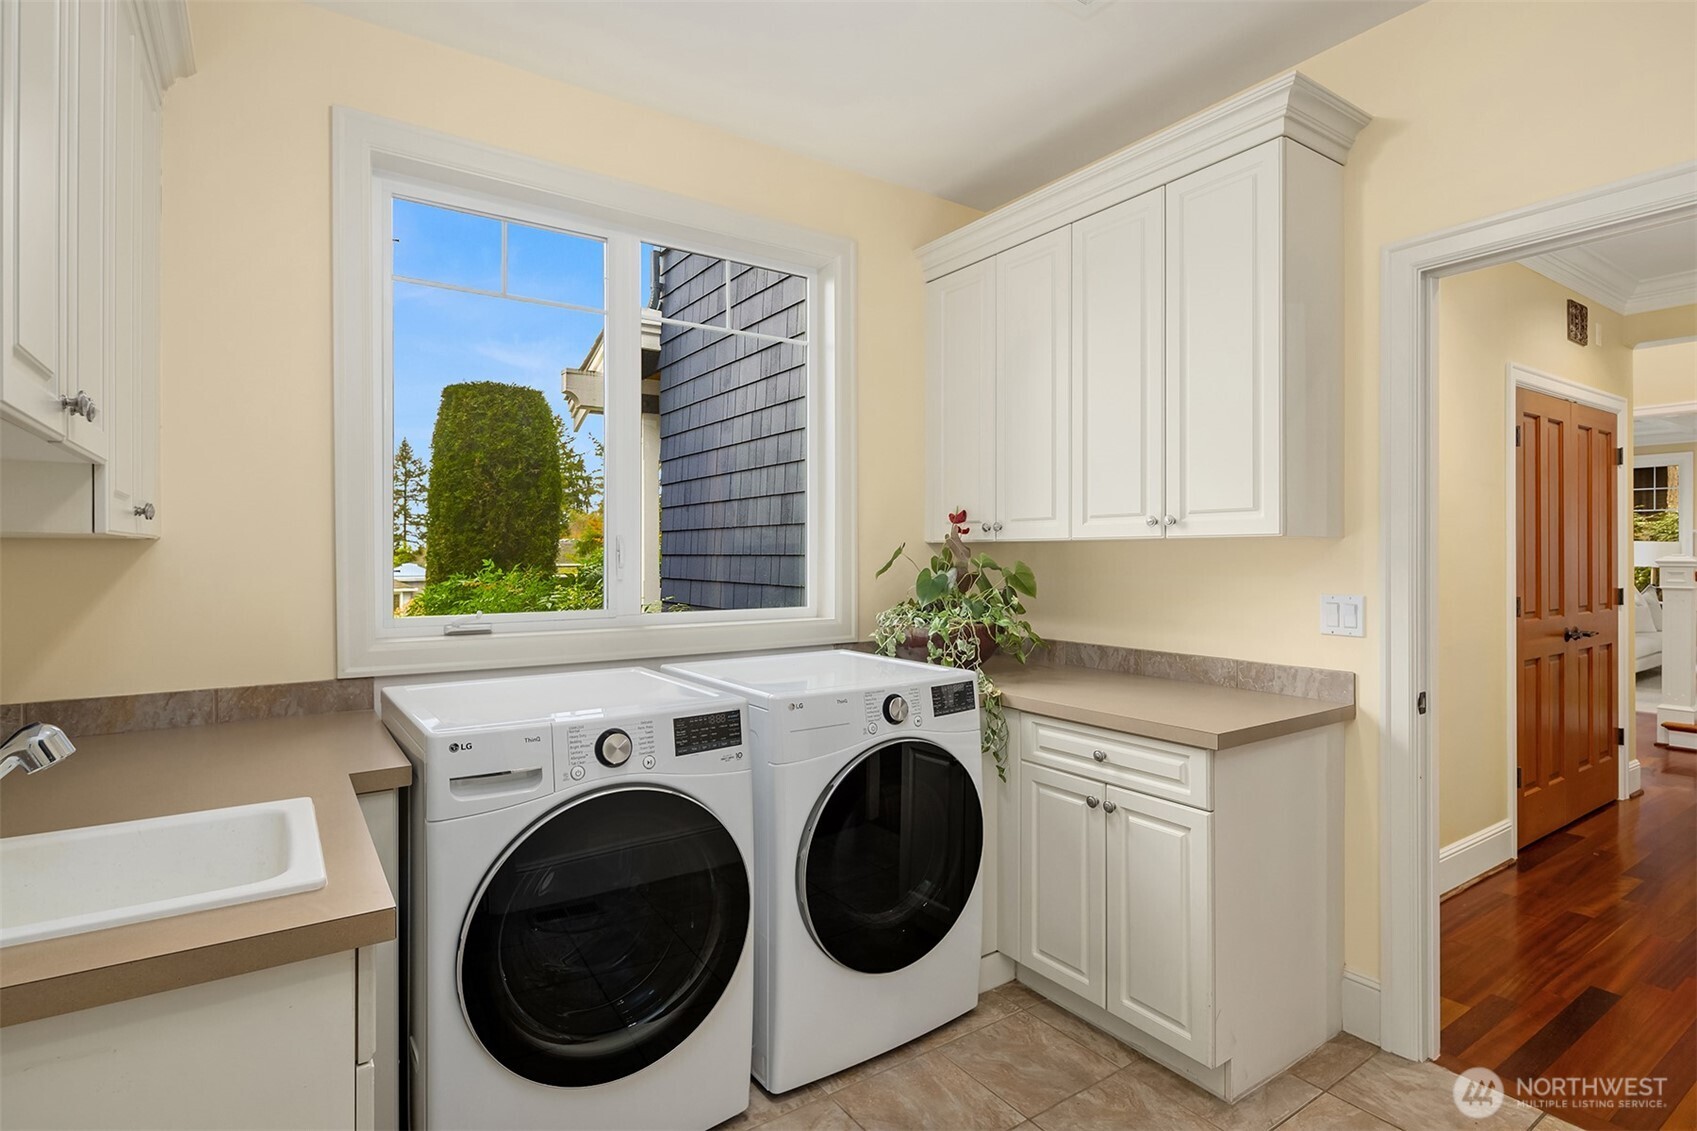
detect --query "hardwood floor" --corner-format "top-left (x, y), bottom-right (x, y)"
top-left (1438, 713), bottom-right (1697, 1130)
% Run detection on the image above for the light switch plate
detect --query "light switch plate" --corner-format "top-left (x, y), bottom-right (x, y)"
top-left (1321, 594), bottom-right (1365, 637)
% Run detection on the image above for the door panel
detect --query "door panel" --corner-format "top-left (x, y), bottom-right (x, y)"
top-left (925, 261), bottom-right (997, 542)
top-left (1019, 762), bottom-right (1104, 1005)
top-left (1104, 785), bottom-right (1214, 1065)
top-left (1515, 388), bottom-right (1619, 848)
top-left (1164, 142), bottom-right (1282, 537)
top-left (1071, 189), bottom-right (1165, 538)
top-left (995, 229), bottom-right (1070, 541)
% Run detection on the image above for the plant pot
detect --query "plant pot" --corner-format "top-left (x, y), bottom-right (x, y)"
top-left (895, 625), bottom-right (999, 667)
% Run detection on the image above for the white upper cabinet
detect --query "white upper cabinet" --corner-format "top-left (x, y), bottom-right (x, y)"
top-left (0, 0), bottom-right (184, 538)
top-left (1071, 189), bottom-right (1164, 539)
top-left (923, 258), bottom-right (996, 543)
top-left (920, 73), bottom-right (1365, 543)
top-left (994, 229), bottom-right (1070, 542)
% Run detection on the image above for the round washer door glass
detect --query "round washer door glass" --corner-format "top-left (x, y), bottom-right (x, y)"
top-left (800, 740), bottom-right (983, 974)
top-left (459, 787), bottom-right (749, 1087)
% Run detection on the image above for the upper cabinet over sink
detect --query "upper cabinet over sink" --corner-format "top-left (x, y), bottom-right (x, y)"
top-left (919, 74), bottom-right (1368, 543)
top-left (1, 0), bottom-right (192, 538)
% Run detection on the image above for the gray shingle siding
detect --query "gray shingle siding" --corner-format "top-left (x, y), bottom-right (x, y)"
top-left (655, 249), bottom-right (807, 611)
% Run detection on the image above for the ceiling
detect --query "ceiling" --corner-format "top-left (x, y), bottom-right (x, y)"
top-left (310, 0), bottom-right (1416, 210)
top-left (1523, 217), bottom-right (1697, 315)
top-left (1635, 409), bottom-right (1696, 446)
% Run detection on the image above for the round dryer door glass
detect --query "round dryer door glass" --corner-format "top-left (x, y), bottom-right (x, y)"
top-left (458, 787), bottom-right (750, 1087)
top-left (799, 740), bottom-right (984, 974)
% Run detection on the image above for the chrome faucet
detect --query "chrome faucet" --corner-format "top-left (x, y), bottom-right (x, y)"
top-left (0, 724), bottom-right (75, 780)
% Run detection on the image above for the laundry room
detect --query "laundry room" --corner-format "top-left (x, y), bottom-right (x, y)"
top-left (2, 2), bottom-right (1695, 1130)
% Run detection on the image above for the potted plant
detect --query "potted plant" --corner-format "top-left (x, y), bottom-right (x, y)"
top-left (872, 510), bottom-right (1042, 780)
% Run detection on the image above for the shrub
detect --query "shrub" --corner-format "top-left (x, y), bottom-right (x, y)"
top-left (403, 552), bottom-right (605, 618)
top-left (426, 382), bottom-right (563, 580)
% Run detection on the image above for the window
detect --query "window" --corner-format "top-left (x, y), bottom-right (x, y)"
top-left (333, 111), bottom-right (854, 675)
top-left (1632, 449), bottom-right (1694, 584)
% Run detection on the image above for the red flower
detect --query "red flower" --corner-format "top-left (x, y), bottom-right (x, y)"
top-left (955, 525), bottom-right (971, 535)
top-left (948, 509), bottom-right (967, 525)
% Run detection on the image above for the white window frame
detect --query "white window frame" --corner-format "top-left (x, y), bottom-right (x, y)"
top-left (332, 108), bottom-right (856, 676)
top-left (1632, 449), bottom-right (1694, 567)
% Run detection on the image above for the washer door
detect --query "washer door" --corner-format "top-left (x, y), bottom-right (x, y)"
top-left (458, 787), bottom-right (749, 1087)
top-left (799, 740), bottom-right (984, 974)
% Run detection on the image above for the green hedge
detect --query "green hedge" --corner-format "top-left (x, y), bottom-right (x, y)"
top-left (403, 553), bottom-right (605, 617)
top-left (426, 382), bottom-right (563, 579)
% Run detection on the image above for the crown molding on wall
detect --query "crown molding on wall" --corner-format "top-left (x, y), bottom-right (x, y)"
top-left (1522, 245), bottom-right (1697, 315)
top-left (916, 71), bottom-right (1370, 280)
top-left (132, 0), bottom-right (197, 90)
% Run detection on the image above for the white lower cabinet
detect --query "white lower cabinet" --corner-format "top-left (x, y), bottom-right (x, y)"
top-left (1009, 710), bottom-right (1341, 1101)
top-left (0, 951), bottom-right (367, 1130)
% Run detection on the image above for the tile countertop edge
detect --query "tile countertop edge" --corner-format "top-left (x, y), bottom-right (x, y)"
top-left (0, 712), bottom-right (411, 1028)
top-left (989, 662), bottom-right (1357, 750)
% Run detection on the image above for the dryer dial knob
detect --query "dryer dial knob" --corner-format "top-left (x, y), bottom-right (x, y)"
top-left (596, 728), bottom-right (633, 767)
top-left (882, 694), bottom-right (909, 725)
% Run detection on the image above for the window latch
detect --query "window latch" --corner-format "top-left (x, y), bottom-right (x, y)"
top-left (615, 536), bottom-right (626, 581)
top-left (444, 612), bottom-right (494, 637)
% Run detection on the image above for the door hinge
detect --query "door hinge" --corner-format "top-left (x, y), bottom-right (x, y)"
top-left (1516, 767), bottom-right (1523, 789)
top-left (1617, 726), bottom-right (1626, 746)
top-left (1616, 446), bottom-right (1624, 466)
top-left (1514, 425), bottom-right (1522, 447)
top-left (1416, 691), bottom-right (1428, 715)
top-left (1616, 586), bottom-right (1626, 604)
top-left (1515, 596), bottom-right (1522, 617)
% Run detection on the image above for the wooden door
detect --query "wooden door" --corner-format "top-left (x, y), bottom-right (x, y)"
top-left (924, 259), bottom-right (996, 542)
top-left (1164, 141), bottom-right (1283, 538)
top-left (1071, 188), bottom-right (1165, 539)
top-left (1515, 387), bottom-right (1621, 848)
top-left (1103, 785), bottom-right (1215, 1065)
top-left (994, 229), bottom-right (1070, 541)
top-left (1019, 761), bottom-right (1105, 1006)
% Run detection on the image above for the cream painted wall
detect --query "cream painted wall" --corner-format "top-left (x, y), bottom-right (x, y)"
top-left (2, 0), bottom-right (1694, 982)
top-left (1634, 339), bottom-right (1697, 407)
top-left (975, 1), bottom-right (1696, 974)
top-left (1624, 304), bottom-right (1697, 348)
top-left (1433, 265), bottom-right (1632, 849)
top-left (0, 0), bottom-right (978, 703)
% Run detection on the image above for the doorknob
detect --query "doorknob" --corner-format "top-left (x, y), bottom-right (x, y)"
top-left (1563, 627), bottom-right (1579, 641)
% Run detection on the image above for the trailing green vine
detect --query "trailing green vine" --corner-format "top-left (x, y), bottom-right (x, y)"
top-left (871, 512), bottom-right (1042, 782)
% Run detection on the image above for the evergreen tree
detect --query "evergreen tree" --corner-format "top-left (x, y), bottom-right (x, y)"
top-left (392, 437), bottom-right (428, 563)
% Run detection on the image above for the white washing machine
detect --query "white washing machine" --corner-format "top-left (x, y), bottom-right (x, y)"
top-left (663, 651), bottom-right (984, 1092)
top-left (382, 668), bottom-right (755, 1131)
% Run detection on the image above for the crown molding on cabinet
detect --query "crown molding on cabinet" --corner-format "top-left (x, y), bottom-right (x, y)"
top-left (1523, 244), bottom-right (1697, 315)
top-left (917, 71), bottom-right (1370, 281)
top-left (133, 0), bottom-right (197, 90)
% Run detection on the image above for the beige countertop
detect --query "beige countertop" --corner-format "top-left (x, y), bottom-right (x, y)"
top-left (0, 711), bottom-right (411, 1027)
top-left (988, 662), bottom-right (1355, 749)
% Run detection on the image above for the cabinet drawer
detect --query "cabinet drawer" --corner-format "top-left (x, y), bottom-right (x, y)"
top-left (1024, 716), bottom-right (1211, 810)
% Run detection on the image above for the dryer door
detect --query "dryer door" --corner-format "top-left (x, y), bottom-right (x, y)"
top-left (458, 786), bottom-right (749, 1087)
top-left (798, 740), bottom-right (984, 974)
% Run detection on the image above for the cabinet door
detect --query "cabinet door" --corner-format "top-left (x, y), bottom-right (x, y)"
top-left (97, 7), bottom-right (159, 536)
top-left (994, 229), bottom-right (1069, 541)
top-left (1104, 785), bottom-right (1214, 1064)
top-left (1071, 189), bottom-right (1164, 538)
top-left (2, 0), bottom-right (72, 440)
top-left (1165, 141), bottom-right (1282, 538)
top-left (924, 259), bottom-right (996, 542)
top-left (1019, 761), bottom-right (1104, 1006)
top-left (65, 0), bottom-right (110, 461)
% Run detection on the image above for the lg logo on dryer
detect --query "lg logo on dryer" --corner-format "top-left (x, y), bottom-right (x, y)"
top-left (449, 741), bottom-right (474, 752)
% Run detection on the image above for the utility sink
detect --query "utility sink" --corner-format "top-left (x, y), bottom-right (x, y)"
top-left (0, 797), bottom-right (327, 948)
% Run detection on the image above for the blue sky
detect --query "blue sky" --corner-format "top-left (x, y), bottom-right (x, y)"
top-left (391, 198), bottom-right (618, 488)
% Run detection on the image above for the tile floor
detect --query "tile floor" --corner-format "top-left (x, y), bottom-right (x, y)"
top-left (719, 982), bottom-right (1577, 1131)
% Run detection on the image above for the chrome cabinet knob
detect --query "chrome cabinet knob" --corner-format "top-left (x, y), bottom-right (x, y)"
top-left (1145, 516), bottom-right (1160, 527)
top-left (60, 391), bottom-right (97, 421)
top-left (980, 522), bottom-right (993, 534)
top-left (1085, 795), bottom-right (1100, 809)
top-left (1164, 514), bottom-right (1178, 526)
top-left (1092, 749), bottom-right (1107, 762)
top-left (133, 503), bottom-right (155, 520)
top-left (1103, 799), bottom-right (1118, 814)
top-left (992, 521), bottom-right (1004, 532)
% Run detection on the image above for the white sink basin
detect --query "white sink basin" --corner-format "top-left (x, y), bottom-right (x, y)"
top-left (0, 797), bottom-right (326, 948)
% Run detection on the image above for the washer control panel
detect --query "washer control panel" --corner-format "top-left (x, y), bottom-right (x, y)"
top-left (555, 705), bottom-right (747, 788)
top-left (862, 686), bottom-right (923, 735)
top-left (930, 679), bottom-right (977, 717)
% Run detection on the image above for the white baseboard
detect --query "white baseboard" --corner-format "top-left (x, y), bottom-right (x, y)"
top-left (1341, 968), bottom-right (1381, 1045)
top-left (1437, 819), bottom-right (1514, 895)
top-left (1628, 758), bottom-right (1643, 795)
top-left (979, 952), bottom-right (1016, 992)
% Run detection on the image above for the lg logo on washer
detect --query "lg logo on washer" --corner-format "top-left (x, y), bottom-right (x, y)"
top-left (448, 741), bottom-right (474, 752)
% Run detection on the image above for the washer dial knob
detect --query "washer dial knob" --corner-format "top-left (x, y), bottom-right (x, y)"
top-left (595, 728), bottom-right (633, 767)
top-left (882, 694), bottom-right (909, 725)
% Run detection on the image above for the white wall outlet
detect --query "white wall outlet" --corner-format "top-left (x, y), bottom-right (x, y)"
top-left (1321, 594), bottom-right (1365, 637)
